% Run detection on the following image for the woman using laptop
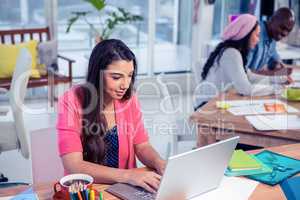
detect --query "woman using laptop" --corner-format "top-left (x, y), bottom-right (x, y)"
top-left (56, 39), bottom-right (165, 193)
top-left (194, 14), bottom-right (288, 110)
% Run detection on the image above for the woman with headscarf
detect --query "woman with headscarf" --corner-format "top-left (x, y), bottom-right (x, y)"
top-left (194, 14), bottom-right (287, 110)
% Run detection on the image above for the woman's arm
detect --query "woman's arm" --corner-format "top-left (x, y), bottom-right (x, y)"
top-left (61, 152), bottom-right (162, 193)
top-left (221, 48), bottom-right (275, 96)
top-left (135, 142), bottom-right (167, 175)
top-left (247, 70), bottom-right (288, 84)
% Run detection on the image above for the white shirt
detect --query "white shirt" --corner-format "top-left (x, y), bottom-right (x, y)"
top-left (194, 48), bottom-right (285, 107)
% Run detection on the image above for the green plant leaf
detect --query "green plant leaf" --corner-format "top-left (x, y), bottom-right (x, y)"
top-left (66, 15), bottom-right (80, 33)
top-left (83, 0), bottom-right (106, 11)
top-left (66, 11), bottom-right (90, 33)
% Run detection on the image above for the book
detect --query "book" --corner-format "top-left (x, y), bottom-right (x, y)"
top-left (280, 176), bottom-right (300, 200)
top-left (247, 150), bottom-right (300, 186)
top-left (225, 155), bottom-right (272, 177)
top-left (228, 150), bottom-right (262, 171)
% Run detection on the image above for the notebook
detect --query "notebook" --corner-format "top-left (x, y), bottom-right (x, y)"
top-left (228, 150), bottom-right (261, 171)
top-left (246, 150), bottom-right (300, 186)
top-left (280, 176), bottom-right (300, 200)
top-left (225, 155), bottom-right (272, 177)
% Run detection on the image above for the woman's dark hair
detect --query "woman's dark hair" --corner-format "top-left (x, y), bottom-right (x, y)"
top-left (75, 39), bottom-right (137, 164)
top-left (201, 23), bottom-right (258, 80)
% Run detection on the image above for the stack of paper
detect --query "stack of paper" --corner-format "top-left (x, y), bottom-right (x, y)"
top-left (225, 150), bottom-right (272, 177)
top-left (229, 150), bottom-right (261, 171)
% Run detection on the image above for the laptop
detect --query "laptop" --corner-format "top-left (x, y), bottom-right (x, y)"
top-left (106, 136), bottom-right (239, 200)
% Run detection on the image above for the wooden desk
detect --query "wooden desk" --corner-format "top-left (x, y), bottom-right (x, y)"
top-left (190, 90), bottom-right (300, 147)
top-left (0, 143), bottom-right (299, 200)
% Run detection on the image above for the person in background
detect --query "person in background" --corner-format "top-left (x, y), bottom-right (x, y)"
top-left (247, 7), bottom-right (295, 77)
top-left (194, 14), bottom-right (289, 113)
top-left (57, 39), bottom-right (166, 193)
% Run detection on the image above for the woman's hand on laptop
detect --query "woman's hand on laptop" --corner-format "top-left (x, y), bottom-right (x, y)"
top-left (124, 170), bottom-right (161, 193)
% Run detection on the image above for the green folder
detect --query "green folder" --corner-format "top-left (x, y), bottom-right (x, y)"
top-left (229, 150), bottom-right (262, 171)
top-left (225, 155), bottom-right (273, 177)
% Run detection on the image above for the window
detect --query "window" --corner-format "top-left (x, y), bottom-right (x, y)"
top-left (0, 0), bottom-right (46, 30)
top-left (105, 0), bottom-right (149, 74)
top-left (57, 0), bottom-right (193, 77)
top-left (154, 0), bottom-right (193, 74)
top-left (212, 0), bottom-right (259, 38)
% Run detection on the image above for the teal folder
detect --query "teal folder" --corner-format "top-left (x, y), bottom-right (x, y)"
top-left (246, 150), bottom-right (300, 186)
top-left (225, 155), bottom-right (272, 177)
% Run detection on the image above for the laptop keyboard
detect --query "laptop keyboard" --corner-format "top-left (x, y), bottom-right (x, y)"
top-left (133, 187), bottom-right (155, 200)
top-left (106, 183), bottom-right (156, 200)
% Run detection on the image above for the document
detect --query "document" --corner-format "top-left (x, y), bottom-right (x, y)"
top-left (221, 99), bottom-right (298, 116)
top-left (291, 72), bottom-right (300, 82)
top-left (192, 176), bottom-right (258, 200)
top-left (246, 114), bottom-right (300, 131)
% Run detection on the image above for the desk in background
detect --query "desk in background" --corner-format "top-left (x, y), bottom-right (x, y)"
top-left (0, 143), bottom-right (299, 200)
top-left (190, 90), bottom-right (300, 148)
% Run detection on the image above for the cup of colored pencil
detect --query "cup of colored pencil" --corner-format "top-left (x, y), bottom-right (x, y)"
top-left (53, 173), bottom-right (97, 200)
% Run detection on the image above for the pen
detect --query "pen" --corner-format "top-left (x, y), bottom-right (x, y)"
top-left (78, 191), bottom-right (83, 200)
top-left (85, 188), bottom-right (90, 200)
top-left (99, 191), bottom-right (103, 200)
top-left (90, 189), bottom-right (95, 200)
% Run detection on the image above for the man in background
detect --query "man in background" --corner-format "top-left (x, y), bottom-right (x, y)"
top-left (247, 7), bottom-right (296, 77)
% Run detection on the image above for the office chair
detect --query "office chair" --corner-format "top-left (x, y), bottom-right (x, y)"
top-left (156, 74), bottom-right (197, 156)
top-left (0, 48), bottom-right (32, 184)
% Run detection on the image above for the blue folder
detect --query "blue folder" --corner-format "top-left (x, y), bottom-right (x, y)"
top-left (10, 187), bottom-right (38, 200)
top-left (246, 150), bottom-right (300, 186)
top-left (280, 176), bottom-right (300, 200)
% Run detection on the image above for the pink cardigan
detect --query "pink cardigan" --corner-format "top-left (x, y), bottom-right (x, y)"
top-left (56, 87), bottom-right (149, 169)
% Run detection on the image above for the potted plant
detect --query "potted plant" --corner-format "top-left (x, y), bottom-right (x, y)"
top-left (66, 0), bottom-right (143, 43)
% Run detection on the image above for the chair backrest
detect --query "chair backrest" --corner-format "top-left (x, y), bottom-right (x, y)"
top-left (0, 27), bottom-right (50, 44)
top-left (156, 74), bottom-right (197, 156)
top-left (156, 74), bottom-right (178, 157)
top-left (9, 48), bottom-right (32, 159)
top-left (156, 74), bottom-right (176, 112)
